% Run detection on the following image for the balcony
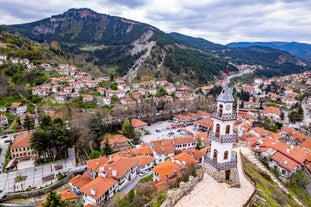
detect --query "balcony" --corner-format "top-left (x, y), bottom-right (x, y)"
top-left (206, 153), bottom-right (237, 171)
top-left (212, 112), bottom-right (237, 121)
top-left (209, 132), bottom-right (237, 143)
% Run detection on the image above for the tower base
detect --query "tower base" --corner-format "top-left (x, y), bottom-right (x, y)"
top-left (203, 163), bottom-right (240, 186)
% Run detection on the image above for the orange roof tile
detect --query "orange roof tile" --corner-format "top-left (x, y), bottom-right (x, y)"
top-left (11, 133), bottom-right (32, 148)
top-left (133, 144), bottom-right (153, 156)
top-left (270, 152), bottom-right (300, 171)
top-left (152, 159), bottom-right (182, 180)
top-left (100, 134), bottom-right (129, 146)
top-left (182, 148), bottom-right (206, 160)
top-left (80, 176), bottom-right (117, 200)
top-left (151, 139), bottom-right (174, 155)
top-left (69, 171), bottom-right (92, 188)
top-left (194, 117), bottom-right (213, 129)
top-left (131, 118), bottom-right (148, 128)
top-left (132, 155), bottom-right (155, 167)
top-left (251, 127), bottom-right (284, 140)
top-left (174, 136), bottom-right (197, 145)
top-left (263, 106), bottom-right (281, 116)
top-left (60, 189), bottom-right (79, 201)
top-left (272, 142), bottom-right (307, 164)
top-left (281, 127), bottom-right (308, 143)
top-left (302, 139), bottom-right (311, 150)
top-left (104, 155), bottom-right (137, 179)
top-left (173, 152), bottom-right (198, 167)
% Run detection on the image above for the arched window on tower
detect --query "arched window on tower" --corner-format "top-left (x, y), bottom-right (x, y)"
top-left (216, 124), bottom-right (220, 137)
top-left (213, 149), bottom-right (218, 162)
top-left (226, 125), bottom-right (230, 134)
top-left (224, 151), bottom-right (228, 160)
top-left (219, 104), bottom-right (223, 116)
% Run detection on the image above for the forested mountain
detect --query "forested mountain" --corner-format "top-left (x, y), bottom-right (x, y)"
top-left (4, 8), bottom-right (311, 85)
top-left (0, 28), bottom-right (61, 98)
top-left (227, 41), bottom-right (311, 61)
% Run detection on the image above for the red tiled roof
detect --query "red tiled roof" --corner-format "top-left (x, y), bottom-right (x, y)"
top-left (133, 143), bottom-right (153, 156)
top-left (173, 152), bottom-right (198, 167)
top-left (174, 136), bottom-right (197, 145)
top-left (272, 142), bottom-right (307, 164)
top-left (11, 133), bottom-right (32, 148)
top-left (131, 118), bottom-right (148, 128)
top-left (80, 176), bottom-right (117, 200)
top-left (302, 139), bottom-right (311, 150)
top-left (151, 139), bottom-right (174, 155)
top-left (100, 134), bottom-right (129, 146)
top-left (132, 155), bottom-right (155, 167)
top-left (281, 127), bottom-right (308, 143)
top-left (263, 106), bottom-right (281, 116)
top-left (270, 152), bottom-right (300, 171)
top-left (251, 127), bottom-right (284, 140)
top-left (69, 171), bottom-right (92, 188)
top-left (152, 159), bottom-right (182, 180)
top-left (60, 189), bottom-right (79, 201)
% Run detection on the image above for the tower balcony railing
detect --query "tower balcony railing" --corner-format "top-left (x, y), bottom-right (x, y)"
top-left (206, 153), bottom-right (237, 171)
top-left (212, 112), bottom-right (237, 121)
top-left (209, 132), bottom-right (237, 143)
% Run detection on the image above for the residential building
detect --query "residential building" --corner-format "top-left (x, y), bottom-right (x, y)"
top-left (10, 133), bottom-right (34, 159)
top-left (9, 102), bottom-right (27, 116)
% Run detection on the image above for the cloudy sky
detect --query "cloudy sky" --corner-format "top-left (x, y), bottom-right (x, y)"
top-left (1, 0), bottom-right (311, 44)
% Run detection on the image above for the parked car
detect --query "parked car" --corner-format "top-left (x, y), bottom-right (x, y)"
top-left (1, 135), bottom-right (8, 139)
top-left (139, 171), bottom-right (147, 177)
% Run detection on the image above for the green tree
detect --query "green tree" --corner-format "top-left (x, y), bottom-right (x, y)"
top-left (39, 114), bottom-right (52, 130)
top-left (263, 117), bottom-right (272, 131)
top-left (88, 112), bottom-right (104, 141)
top-left (103, 138), bottom-right (113, 155)
top-left (43, 191), bottom-right (69, 207)
top-left (122, 119), bottom-right (135, 139)
top-left (89, 150), bottom-right (102, 159)
top-left (51, 118), bottom-right (73, 159)
top-left (30, 129), bottom-right (48, 160)
top-left (24, 115), bottom-right (35, 132)
top-left (110, 82), bottom-right (118, 90)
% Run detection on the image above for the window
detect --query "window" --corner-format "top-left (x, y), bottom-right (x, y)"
top-left (224, 151), bottom-right (228, 160)
top-left (213, 149), bottom-right (218, 162)
top-left (216, 124), bottom-right (220, 137)
top-left (219, 104), bottom-right (223, 115)
top-left (282, 169), bottom-right (286, 175)
top-left (226, 125), bottom-right (230, 134)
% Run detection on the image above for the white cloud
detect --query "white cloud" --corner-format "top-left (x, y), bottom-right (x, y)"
top-left (0, 0), bottom-right (311, 44)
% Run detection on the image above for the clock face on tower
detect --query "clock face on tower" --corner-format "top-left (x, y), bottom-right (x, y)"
top-left (226, 104), bottom-right (231, 110)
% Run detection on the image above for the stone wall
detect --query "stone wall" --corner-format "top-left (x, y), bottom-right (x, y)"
top-left (203, 163), bottom-right (240, 186)
top-left (160, 175), bottom-right (200, 207)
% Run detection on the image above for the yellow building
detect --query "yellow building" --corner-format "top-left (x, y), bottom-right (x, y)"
top-left (10, 133), bottom-right (35, 159)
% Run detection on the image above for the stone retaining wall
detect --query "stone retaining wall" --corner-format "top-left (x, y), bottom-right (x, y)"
top-left (203, 163), bottom-right (240, 186)
top-left (160, 175), bottom-right (200, 207)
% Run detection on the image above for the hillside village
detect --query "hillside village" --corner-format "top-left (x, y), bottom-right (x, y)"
top-left (0, 52), bottom-right (311, 206)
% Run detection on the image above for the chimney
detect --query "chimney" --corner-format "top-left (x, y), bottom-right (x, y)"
top-left (182, 160), bottom-right (186, 167)
top-left (112, 169), bottom-right (117, 177)
top-left (286, 147), bottom-right (290, 154)
top-left (290, 145), bottom-right (294, 150)
top-left (99, 165), bottom-right (104, 172)
top-left (90, 188), bottom-right (96, 196)
top-left (284, 160), bottom-right (288, 165)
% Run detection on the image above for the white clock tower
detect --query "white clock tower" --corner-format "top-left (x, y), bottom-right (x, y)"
top-left (207, 83), bottom-right (237, 180)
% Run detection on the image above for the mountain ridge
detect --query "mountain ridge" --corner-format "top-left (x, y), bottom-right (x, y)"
top-left (3, 8), bottom-right (311, 84)
top-left (227, 41), bottom-right (311, 61)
